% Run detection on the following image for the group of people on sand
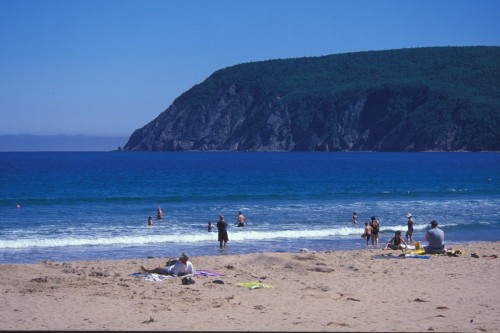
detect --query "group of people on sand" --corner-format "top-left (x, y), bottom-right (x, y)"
top-left (358, 211), bottom-right (445, 254)
top-left (139, 211), bottom-right (446, 277)
top-left (382, 219), bottom-right (445, 254)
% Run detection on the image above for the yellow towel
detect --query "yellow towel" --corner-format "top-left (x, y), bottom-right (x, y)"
top-left (235, 282), bottom-right (273, 289)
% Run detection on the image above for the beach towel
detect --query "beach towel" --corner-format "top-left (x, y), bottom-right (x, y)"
top-left (410, 249), bottom-right (427, 255)
top-left (371, 253), bottom-right (431, 260)
top-left (194, 269), bottom-right (225, 277)
top-left (129, 272), bottom-right (172, 281)
top-left (235, 281), bottom-right (273, 289)
top-left (403, 253), bottom-right (431, 259)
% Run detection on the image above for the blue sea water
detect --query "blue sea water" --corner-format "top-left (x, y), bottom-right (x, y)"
top-left (0, 152), bottom-right (499, 264)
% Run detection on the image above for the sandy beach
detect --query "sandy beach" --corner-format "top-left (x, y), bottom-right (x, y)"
top-left (1, 241), bottom-right (498, 332)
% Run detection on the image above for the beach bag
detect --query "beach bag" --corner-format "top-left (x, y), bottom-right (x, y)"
top-left (182, 277), bottom-right (195, 285)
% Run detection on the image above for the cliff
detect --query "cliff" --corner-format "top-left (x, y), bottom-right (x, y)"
top-left (124, 46), bottom-right (500, 152)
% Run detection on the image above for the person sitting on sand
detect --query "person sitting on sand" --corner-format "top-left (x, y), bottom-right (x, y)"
top-left (383, 230), bottom-right (408, 250)
top-left (425, 220), bottom-right (445, 254)
top-left (140, 253), bottom-right (196, 276)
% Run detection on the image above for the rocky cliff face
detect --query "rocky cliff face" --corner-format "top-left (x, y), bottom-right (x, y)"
top-left (124, 47), bottom-right (500, 152)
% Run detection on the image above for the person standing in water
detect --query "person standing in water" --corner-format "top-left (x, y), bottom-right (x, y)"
top-left (370, 216), bottom-right (380, 247)
top-left (352, 212), bottom-right (358, 224)
top-left (217, 215), bottom-right (229, 248)
top-left (406, 213), bottom-right (414, 244)
top-left (148, 216), bottom-right (153, 226)
top-left (157, 208), bottom-right (163, 220)
top-left (362, 222), bottom-right (372, 246)
top-left (236, 211), bottom-right (247, 227)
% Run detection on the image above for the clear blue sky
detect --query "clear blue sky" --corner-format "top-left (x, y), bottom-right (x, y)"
top-left (1, 0), bottom-right (499, 137)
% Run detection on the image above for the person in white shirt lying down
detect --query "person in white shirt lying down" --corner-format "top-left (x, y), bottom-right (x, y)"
top-left (140, 252), bottom-right (196, 276)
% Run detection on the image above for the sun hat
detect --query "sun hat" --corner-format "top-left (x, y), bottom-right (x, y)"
top-left (407, 213), bottom-right (412, 218)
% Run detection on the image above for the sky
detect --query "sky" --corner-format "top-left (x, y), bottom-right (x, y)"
top-left (1, 0), bottom-right (499, 137)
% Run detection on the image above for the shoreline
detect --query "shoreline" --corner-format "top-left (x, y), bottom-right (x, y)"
top-left (1, 241), bottom-right (499, 331)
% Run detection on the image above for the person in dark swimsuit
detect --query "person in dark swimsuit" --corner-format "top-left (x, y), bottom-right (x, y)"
top-left (370, 216), bottom-right (380, 247)
top-left (216, 215), bottom-right (228, 248)
top-left (406, 213), bottom-right (414, 244)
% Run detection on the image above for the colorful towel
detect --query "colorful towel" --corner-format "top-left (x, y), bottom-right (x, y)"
top-left (195, 269), bottom-right (225, 277)
top-left (403, 253), bottom-right (431, 259)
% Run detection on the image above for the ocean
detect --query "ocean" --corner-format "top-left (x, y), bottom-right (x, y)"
top-left (0, 152), bottom-right (499, 264)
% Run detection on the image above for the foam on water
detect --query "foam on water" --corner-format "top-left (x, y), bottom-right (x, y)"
top-left (1, 152), bottom-right (499, 263)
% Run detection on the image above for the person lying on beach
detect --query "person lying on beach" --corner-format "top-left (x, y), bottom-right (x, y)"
top-left (140, 252), bottom-right (196, 276)
top-left (383, 231), bottom-right (408, 250)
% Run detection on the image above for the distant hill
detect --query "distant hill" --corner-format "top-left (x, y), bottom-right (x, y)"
top-left (0, 135), bottom-right (128, 152)
top-left (124, 46), bottom-right (500, 152)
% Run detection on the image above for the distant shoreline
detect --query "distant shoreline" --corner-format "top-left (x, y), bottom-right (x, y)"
top-left (0, 134), bottom-right (128, 152)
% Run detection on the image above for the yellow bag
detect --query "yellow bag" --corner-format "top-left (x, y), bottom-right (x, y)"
top-left (414, 241), bottom-right (421, 250)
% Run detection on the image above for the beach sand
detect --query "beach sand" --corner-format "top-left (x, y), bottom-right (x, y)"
top-left (1, 242), bottom-right (498, 332)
